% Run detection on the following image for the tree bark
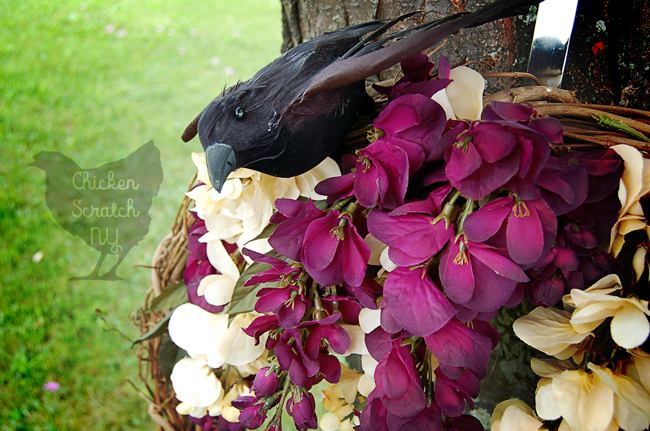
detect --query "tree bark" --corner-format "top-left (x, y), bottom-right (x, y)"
top-left (280, 0), bottom-right (538, 93)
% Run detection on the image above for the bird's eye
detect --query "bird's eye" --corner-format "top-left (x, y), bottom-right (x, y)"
top-left (234, 106), bottom-right (245, 120)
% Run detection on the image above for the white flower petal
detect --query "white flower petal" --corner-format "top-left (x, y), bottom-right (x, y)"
top-left (535, 378), bottom-right (561, 420)
top-left (205, 238), bottom-right (239, 280)
top-left (447, 66), bottom-right (485, 120)
top-left (379, 247), bottom-right (397, 272)
top-left (216, 313), bottom-right (266, 366)
top-left (200, 274), bottom-right (237, 306)
top-left (168, 304), bottom-right (227, 366)
top-left (500, 403), bottom-right (544, 431)
top-left (631, 349), bottom-right (650, 393)
top-left (552, 368), bottom-right (614, 431)
top-left (359, 308), bottom-right (381, 334)
top-left (514, 306), bottom-right (589, 357)
top-left (171, 357), bottom-right (223, 408)
top-left (610, 304), bottom-right (650, 349)
top-left (340, 324), bottom-right (368, 356)
top-left (431, 89), bottom-right (455, 120)
top-left (589, 363), bottom-right (650, 431)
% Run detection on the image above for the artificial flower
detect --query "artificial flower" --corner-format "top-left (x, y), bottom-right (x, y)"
top-left (490, 399), bottom-right (543, 431)
top-left (171, 357), bottom-right (223, 413)
top-left (564, 274), bottom-right (650, 349)
top-left (513, 306), bottom-right (590, 360)
top-left (432, 65), bottom-right (485, 121)
top-left (610, 145), bottom-right (650, 256)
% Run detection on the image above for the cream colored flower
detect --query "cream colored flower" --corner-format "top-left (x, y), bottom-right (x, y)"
top-left (208, 382), bottom-right (253, 421)
top-left (564, 274), bottom-right (650, 349)
top-left (169, 305), bottom-right (267, 368)
top-left (339, 324), bottom-right (369, 356)
top-left (321, 381), bottom-right (358, 431)
top-left (189, 153), bottom-right (340, 254)
top-left (491, 399), bottom-right (543, 431)
top-left (610, 145), bottom-right (650, 257)
top-left (216, 312), bottom-right (267, 366)
top-left (513, 306), bottom-right (591, 360)
top-left (358, 308), bottom-right (381, 334)
top-left (532, 357), bottom-right (650, 431)
top-left (358, 354), bottom-right (378, 396)
top-left (168, 303), bottom-right (227, 368)
top-left (432, 66), bottom-right (485, 121)
top-left (171, 357), bottom-right (223, 414)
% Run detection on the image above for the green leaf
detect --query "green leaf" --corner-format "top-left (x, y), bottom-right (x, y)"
top-left (132, 312), bottom-right (171, 346)
top-left (157, 335), bottom-right (187, 381)
top-left (227, 250), bottom-right (288, 324)
top-left (244, 222), bottom-right (277, 245)
top-left (297, 196), bottom-right (328, 210)
top-left (146, 282), bottom-right (187, 313)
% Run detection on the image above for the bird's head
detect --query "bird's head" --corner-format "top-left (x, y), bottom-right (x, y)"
top-left (28, 151), bottom-right (71, 171)
top-left (197, 81), bottom-right (286, 193)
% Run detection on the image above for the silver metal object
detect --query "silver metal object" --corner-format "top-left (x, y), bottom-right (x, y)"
top-left (527, 0), bottom-right (580, 88)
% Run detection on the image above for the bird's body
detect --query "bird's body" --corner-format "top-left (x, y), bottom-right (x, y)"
top-left (184, 0), bottom-right (541, 191)
top-left (30, 141), bottom-right (163, 281)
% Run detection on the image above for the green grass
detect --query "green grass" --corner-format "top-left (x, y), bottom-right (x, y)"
top-left (0, 0), bottom-right (282, 429)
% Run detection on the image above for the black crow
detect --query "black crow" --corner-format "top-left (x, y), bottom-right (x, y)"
top-left (183, 0), bottom-right (541, 192)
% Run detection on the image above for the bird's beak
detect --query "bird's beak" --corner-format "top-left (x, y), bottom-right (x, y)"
top-left (205, 143), bottom-right (237, 193)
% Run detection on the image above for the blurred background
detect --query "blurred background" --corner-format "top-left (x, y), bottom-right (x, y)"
top-left (0, 0), bottom-right (281, 429)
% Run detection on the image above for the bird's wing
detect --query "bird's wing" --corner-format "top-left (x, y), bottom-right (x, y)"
top-left (302, 0), bottom-right (541, 99)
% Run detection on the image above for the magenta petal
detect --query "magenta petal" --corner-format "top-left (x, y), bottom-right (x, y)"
top-left (386, 402), bottom-right (442, 431)
top-left (434, 371), bottom-right (466, 417)
top-left (424, 319), bottom-right (492, 375)
top-left (439, 240), bottom-right (475, 304)
top-left (318, 352), bottom-right (342, 383)
top-left (469, 244), bottom-right (529, 282)
top-left (445, 141), bottom-right (482, 181)
top-left (255, 288), bottom-right (293, 313)
top-left (355, 159), bottom-right (381, 208)
top-left (315, 173), bottom-right (355, 205)
top-left (464, 256), bottom-right (518, 312)
top-left (270, 199), bottom-right (325, 261)
top-left (341, 222), bottom-right (371, 287)
top-left (463, 198), bottom-right (511, 243)
top-left (472, 122), bottom-right (517, 163)
top-left (383, 266), bottom-right (456, 337)
top-left (301, 210), bottom-right (340, 271)
top-left (506, 200), bottom-right (544, 265)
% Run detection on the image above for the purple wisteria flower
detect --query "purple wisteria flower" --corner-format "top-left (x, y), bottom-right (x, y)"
top-left (301, 210), bottom-right (370, 287)
top-left (232, 396), bottom-right (268, 429)
top-left (439, 235), bottom-right (529, 312)
top-left (269, 199), bottom-right (326, 261)
top-left (272, 314), bottom-right (351, 388)
top-left (255, 285), bottom-right (310, 329)
top-left (242, 248), bottom-right (301, 286)
top-left (251, 367), bottom-right (278, 398)
top-left (370, 339), bottom-right (427, 418)
top-left (317, 140), bottom-right (410, 210)
top-left (462, 195), bottom-right (557, 267)
top-left (525, 223), bottom-right (621, 306)
top-left (372, 53), bottom-right (451, 101)
top-left (382, 265), bottom-right (456, 337)
top-left (373, 93), bottom-right (448, 171)
top-left (536, 155), bottom-right (588, 215)
top-left (287, 392), bottom-right (318, 431)
top-left (367, 186), bottom-right (454, 266)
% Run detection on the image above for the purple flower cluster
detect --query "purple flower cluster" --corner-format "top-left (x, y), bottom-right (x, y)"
top-left (227, 55), bottom-right (625, 431)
